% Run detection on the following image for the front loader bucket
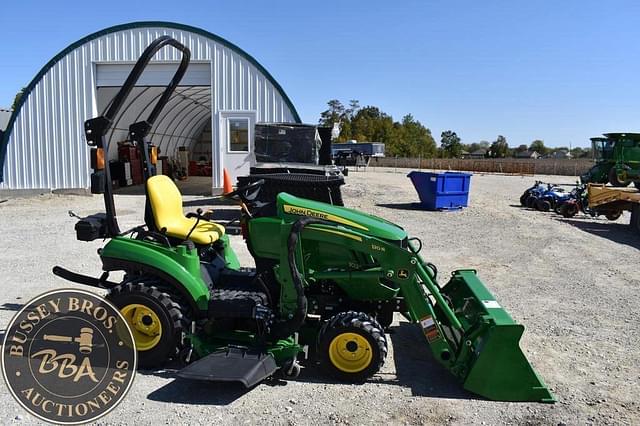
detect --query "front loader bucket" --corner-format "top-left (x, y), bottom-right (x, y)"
top-left (462, 323), bottom-right (554, 402)
top-left (439, 270), bottom-right (555, 402)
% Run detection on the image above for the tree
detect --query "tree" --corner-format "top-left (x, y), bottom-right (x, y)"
top-left (515, 144), bottom-right (528, 153)
top-left (317, 98), bottom-right (439, 157)
top-left (440, 130), bottom-right (462, 158)
top-left (319, 99), bottom-right (345, 127)
top-left (489, 135), bottom-right (509, 158)
top-left (390, 114), bottom-right (436, 157)
top-left (529, 139), bottom-right (547, 155)
top-left (466, 142), bottom-right (481, 153)
top-left (12, 87), bottom-right (26, 111)
top-left (570, 147), bottom-right (592, 158)
top-left (346, 99), bottom-right (360, 119)
top-left (350, 106), bottom-right (393, 142)
top-left (319, 99), bottom-right (360, 142)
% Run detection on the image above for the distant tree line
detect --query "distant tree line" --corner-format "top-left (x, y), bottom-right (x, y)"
top-left (318, 99), bottom-right (592, 159)
top-left (319, 99), bottom-right (437, 157)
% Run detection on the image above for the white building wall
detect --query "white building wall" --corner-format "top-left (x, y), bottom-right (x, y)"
top-left (1, 24), bottom-right (297, 190)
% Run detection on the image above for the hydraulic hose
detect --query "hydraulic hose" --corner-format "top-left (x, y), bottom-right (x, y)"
top-left (270, 217), bottom-right (329, 340)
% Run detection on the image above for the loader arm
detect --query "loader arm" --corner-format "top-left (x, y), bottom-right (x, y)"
top-left (279, 222), bottom-right (554, 402)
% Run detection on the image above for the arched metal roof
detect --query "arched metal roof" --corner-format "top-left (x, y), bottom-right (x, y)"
top-left (0, 21), bottom-right (301, 187)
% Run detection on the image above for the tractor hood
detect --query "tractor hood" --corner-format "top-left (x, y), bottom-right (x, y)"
top-left (277, 193), bottom-right (407, 241)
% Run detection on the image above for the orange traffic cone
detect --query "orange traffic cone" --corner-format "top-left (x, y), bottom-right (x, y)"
top-left (222, 168), bottom-right (234, 194)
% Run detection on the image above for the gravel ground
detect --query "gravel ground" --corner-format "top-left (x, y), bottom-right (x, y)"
top-left (1, 169), bottom-right (639, 425)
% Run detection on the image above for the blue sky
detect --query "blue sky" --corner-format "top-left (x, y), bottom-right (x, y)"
top-left (1, 1), bottom-right (639, 148)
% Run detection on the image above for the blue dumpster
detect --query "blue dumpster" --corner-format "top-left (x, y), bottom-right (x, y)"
top-left (407, 171), bottom-right (472, 210)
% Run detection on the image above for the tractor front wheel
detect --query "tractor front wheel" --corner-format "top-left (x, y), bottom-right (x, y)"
top-left (107, 278), bottom-right (188, 369)
top-left (317, 311), bottom-right (387, 383)
top-left (609, 168), bottom-right (630, 187)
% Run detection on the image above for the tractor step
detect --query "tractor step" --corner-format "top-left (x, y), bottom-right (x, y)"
top-left (177, 346), bottom-right (278, 388)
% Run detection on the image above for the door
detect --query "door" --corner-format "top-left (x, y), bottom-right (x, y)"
top-left (219, 111), bottom-right (257, 182)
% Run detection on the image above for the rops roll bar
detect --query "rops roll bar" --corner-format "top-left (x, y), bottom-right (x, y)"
top-left (84, 36), bottom-right (191, 236)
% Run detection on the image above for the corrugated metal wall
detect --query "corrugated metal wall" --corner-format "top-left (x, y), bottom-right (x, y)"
top-left (1, 25), bottom-right (297, 190)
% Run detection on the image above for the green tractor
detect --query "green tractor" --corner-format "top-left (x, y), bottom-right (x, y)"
top-left (581, 134), bottom-right (640, 188)
top-left (54, 36), bottom-right (554, 402)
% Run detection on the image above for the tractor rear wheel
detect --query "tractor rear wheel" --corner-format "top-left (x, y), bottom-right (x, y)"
top-left (107, 277), bottom-right (189, 369)
top-left (605, 210), bottom-right (622, 221)
top-left (317, 311), bottom-right (387, 383)
top-left (609, 168), bottom-right (630, 187)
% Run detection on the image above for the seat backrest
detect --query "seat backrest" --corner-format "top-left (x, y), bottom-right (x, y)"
top-left (146, 175), bottom-right (184, 230)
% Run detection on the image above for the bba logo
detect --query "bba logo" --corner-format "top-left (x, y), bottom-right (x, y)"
top-left (2, 289), bottom-right (136, 424)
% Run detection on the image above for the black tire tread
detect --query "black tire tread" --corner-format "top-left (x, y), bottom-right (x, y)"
top-left (317, 311), bottom-right (387, 382)
top-left (107, 276), bottom-right (190, 368)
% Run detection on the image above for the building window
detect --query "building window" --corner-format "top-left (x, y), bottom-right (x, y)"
top-left (228, 118), bottom-right (249, 152)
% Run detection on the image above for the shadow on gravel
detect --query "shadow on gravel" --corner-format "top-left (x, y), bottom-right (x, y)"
top-left (144, 322), bottom-right (477, 405)
top-left (388, 321), bottom-right (478, 400)
top-left (289, 322), bottom-right (477, 401)
top-left (145, 369), bottom-right (249, 405)
top-left (556, 218), bottom-right (640, 249)
top-left (376, 202), bottom-right (430, 211)
top-left (0, 303), bottom-right (24, 311)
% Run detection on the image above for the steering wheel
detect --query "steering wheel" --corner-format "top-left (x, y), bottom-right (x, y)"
top-left (222, 179), bottom-right (265, 202)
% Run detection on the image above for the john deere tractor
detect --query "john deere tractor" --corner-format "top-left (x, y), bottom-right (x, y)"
top-left (581, 134), bottom-right (640, 188)
top-left (54, 36), bottom-right (554, 402)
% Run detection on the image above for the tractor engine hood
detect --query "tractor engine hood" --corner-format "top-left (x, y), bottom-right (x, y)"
top-left (277, 193), bottom-right (407, 241)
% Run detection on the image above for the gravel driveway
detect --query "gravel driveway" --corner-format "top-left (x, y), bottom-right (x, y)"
top-left (1, 169), bottom-right (638, 425)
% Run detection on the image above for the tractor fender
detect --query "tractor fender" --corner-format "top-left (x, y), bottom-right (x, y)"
top-left (100, 237), bottom-right (210, 315)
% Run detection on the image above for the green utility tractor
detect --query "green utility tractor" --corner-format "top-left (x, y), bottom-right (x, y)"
top-left (581, 134), bottom-right (640, 188)
top-left (54, 36), bottom-right (554, 402)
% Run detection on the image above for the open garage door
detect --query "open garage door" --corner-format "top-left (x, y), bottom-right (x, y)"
top-left (95, 62), bottom-right (214, 191)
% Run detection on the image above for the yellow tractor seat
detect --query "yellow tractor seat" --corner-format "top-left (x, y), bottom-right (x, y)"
top-left (146, 175), bottom-right (225, 245)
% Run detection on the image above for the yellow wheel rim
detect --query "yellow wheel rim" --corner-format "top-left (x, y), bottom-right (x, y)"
top-left (328, 332), bottom-right (373, 373)
top-left (120, 304), bottom-right (162, 351)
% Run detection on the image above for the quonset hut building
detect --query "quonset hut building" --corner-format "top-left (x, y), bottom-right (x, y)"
top-left (0, 21), bottom-right (301, 193)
